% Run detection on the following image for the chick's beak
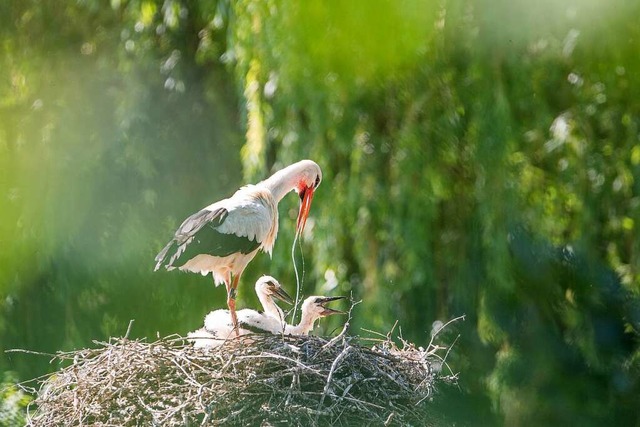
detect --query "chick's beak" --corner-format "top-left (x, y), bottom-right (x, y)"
top-left (296, 186), bottom-right (315, 238)
top-left (273, 286), bottom-right (294, 305)
top-left (317, 296), bottom-right (347, 316)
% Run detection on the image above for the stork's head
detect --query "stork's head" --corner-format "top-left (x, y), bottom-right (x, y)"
top-left (255, 275), bottom-right (294, 304)
top-left (301, 295), bottom-right (346, 319)
top-left (294, 160), bottom-right (322, 238)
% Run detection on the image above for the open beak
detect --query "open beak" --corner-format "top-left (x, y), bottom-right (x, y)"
top-left (272, 286), bottom-right (294, 305)
top-left (317, 296), bottom-right (347, 316)
top-left (296, 186), bottom-right (315, 238)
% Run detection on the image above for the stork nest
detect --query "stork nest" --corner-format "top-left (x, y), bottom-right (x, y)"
top-left (20, 320), bottom-right (461, 426)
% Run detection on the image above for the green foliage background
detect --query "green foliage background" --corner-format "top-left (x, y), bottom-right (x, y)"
top-left (1, 0), bottom-right (639, 424)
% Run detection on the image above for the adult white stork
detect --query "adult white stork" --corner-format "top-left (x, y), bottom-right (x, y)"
top-left (188, 275), bottom-right (293, 348)
top-left (154, 160), bottom-right (322, 333)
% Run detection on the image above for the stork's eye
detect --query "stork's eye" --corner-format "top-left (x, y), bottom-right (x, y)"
top-left (314, 175), bottom-right (321, 189)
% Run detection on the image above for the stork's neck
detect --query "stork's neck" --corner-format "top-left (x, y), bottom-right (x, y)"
top-left (259, 162), bottom-right (308, 203)
top-left (286, 311), bottom-right (317, 335)
top-left (258, 293), bottom-right (286, 325)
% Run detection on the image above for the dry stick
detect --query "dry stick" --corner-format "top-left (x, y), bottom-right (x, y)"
top-left (137, 395), bottom-right (157, 418)
top-left (5, 348), bottom-right (57, 358)
top-left (200, 409), bottom-right (211, 427)
top-left (332, 393), bottom-right (386, 410)
top-left (321, 297), bottom-right (361, 351)
top-left (158, 400), bottom-right (192, 425)
top-left (442, 334), bottom-right (460, 364)
top-left (237, 353), bottom-right (322, 374)
top-left (321, 322), bottom-right (349, 351)
top-left (437, 333), bottom-right (461, 378)
top-left (284, 371), bottom-right (299, 406)
top-left (384, 412), bottom-right (396, 426)
top-left (167, 358), bottom-right (202, 389)
top-left (315, 345), bottom-right (353, 423)
top-left (12, 370), bottom-right (58, 395)
top-left (422, 314), bottom-right (466, 362)
top-left (360, 328), bottom-right (388, 338)
top-left (124, 319), bottom-right (135, 340)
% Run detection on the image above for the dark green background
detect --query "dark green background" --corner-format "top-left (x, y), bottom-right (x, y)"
top-left (1, 0), bottom-right (639, 425)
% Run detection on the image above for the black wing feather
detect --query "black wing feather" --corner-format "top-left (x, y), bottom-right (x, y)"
top-left (154, 207), bottom-right (261, 271)
top-left (178, 220), bottom-right (261, 260)
top-left (238, 320), bottom-right (278, 334)
top-left (153, 239), bottom-right (176, 271)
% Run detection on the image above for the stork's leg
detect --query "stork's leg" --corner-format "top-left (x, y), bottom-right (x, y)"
top-left (217, 272), bottom-right (238, 339)
top-left (221, 274), bottom-right (231, 302)
top-left (219, 272), bottom-right (232, 309)
top-left (228, 274), bottom-right (241, 337)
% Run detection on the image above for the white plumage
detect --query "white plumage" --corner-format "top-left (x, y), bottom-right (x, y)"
top-left (212, 187), bottom-right (276, 253)
top-left (189, 293), bottom-right (346, 348)
top-left (235, 295), bottom-right (346, 336)
top-left (188, 275), bottom-right (293, 348)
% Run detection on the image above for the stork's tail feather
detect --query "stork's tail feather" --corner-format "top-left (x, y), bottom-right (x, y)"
top-left (154, 240), bottom-right (176, 271)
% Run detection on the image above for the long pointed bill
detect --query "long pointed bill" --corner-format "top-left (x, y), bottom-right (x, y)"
top-left (296, 186), bottom-right (315, 238)
top-left (318, 296), bottom-right (347, 316)
top-left (273, 286), bottom-right (294, 305)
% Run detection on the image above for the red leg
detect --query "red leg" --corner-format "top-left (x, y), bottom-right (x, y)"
top-left (216, 273), bottom-right (237, 339)
top-left (220, 273), bottom-right (232, 306)
top-left (228, 274), bottom-right (241, 337)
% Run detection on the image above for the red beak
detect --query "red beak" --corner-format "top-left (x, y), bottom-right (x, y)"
top-left (296, 186), bottom-right (315, 238)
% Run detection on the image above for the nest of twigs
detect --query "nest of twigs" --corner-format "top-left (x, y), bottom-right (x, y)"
top-left (21, 320), bottom-right (460, 426)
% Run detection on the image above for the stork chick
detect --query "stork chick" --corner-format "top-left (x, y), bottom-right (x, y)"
top-left (188, 275), bottom-right (293, 348)
top-left (237, 295), bottom-right (346, 336)
top-left (284, 296), bottom-right (346, 335)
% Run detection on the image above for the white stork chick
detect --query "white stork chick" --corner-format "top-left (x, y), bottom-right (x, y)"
top-left (253, 275), bottom-right (293, 325)
top-left (192, 295), bottom-right (346, 345)
top-left (154, 160), bottom-right (322, 334)
top-left (216, 295), bottom-right (346, 338)
top-left (189, 275), bottom-right (293, 348)
top-left (284, 296), bottom-right (346, 335)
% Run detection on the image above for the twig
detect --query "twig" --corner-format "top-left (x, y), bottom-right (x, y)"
top-left (5, 349), bottom-right (57, 358)
top-left (422, 314), bottom-right (465, 361)
top-left (384, 411), bottom-right (396, 426)
top-left (315, 345), bottom-right (353, 422)
top-left (237, 353), bottom-right (322, 375)
top-left (124, 319), bottom-right (135, 340)
top-left (321, 298), bottom-right (361, 351)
